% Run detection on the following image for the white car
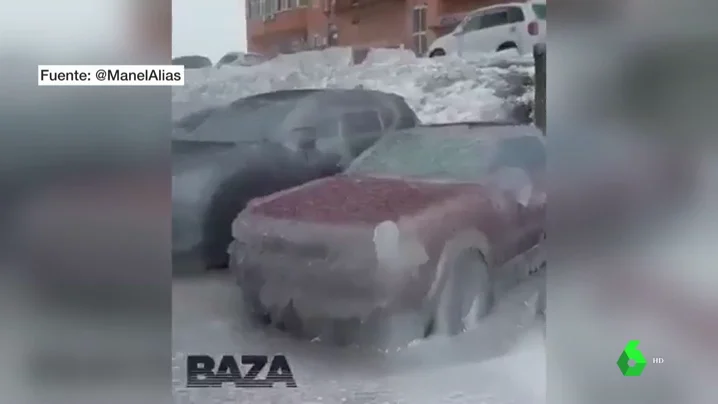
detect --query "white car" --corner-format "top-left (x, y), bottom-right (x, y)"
top-left (428, 2), bottom-right (546, 57)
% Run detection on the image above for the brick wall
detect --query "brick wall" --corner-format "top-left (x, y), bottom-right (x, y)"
top-left (247, 0), bottom-right (519, 56)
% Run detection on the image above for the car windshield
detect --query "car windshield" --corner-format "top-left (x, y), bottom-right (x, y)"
top-left (347, 131), bottom-right (493, 182)
top-left (532, 4), bottom-right (546, 19)
top-left (173, 92), bottom-right (311, 142)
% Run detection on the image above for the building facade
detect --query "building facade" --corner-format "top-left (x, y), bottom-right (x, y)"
top-left (246, 0), bottom-right (514, 56)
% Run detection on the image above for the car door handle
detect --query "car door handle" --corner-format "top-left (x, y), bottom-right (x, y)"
top-left (510, 26), bottom-right (516, 32)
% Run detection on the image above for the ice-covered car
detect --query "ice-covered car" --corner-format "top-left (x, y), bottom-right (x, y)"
top-left (230, 122), bottom-right (546, 343)
top-left (172, 89), bottom-right (419, 269)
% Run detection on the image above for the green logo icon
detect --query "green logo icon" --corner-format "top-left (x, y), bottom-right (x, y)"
top-left (617, 340), bottom-right (647, 376)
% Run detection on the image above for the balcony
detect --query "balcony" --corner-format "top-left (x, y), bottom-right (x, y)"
top-left (248, 7), bottom-right (309, 38)
top-left (332, 0), bottom-right (403, 14)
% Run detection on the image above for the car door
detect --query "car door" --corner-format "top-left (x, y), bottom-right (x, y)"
top-left (459, 7), bottom-right (521, 54)
top-left (455, 12), bottom-right (488, 54)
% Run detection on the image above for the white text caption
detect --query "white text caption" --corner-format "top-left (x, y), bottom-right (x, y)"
top-left (38, 65), bottom-right (184, 86)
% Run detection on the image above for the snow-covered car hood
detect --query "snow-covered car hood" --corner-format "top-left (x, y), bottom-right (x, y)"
top-left (242, 175), bottom-right (481, 225)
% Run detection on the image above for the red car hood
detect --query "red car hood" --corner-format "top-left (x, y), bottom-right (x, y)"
top-left (245, 175), bottom-right (481, 225)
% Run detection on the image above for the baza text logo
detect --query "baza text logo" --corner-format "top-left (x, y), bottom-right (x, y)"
top-left (187, 354), bottom-right (297, 388)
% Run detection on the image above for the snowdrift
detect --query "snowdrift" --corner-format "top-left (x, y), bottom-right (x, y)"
top-left (173, 47), bottom-right (535, 124)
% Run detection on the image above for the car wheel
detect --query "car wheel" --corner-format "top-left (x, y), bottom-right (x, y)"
top-left (201, 198), bottom-right (238, 269)
top-left (428, 248), bottom-right (493, 336)
top-left (429, 48), bottom-right (446, 58)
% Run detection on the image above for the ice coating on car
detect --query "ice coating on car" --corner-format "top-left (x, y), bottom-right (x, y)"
top-left (492, 166), bottom-right (534, 207)
top-left (245, 175), bottom-right (479, 224)
top-left (229, 126), bottom-right (540, 321)
top-left (373, 220), bottom-right (429, 271)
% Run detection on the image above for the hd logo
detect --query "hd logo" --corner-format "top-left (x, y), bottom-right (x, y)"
top-left (186, 354), bottom-right (297, 388)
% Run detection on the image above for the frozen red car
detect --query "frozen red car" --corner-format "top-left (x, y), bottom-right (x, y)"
top-left (229, 122), bottom-right (546, 342)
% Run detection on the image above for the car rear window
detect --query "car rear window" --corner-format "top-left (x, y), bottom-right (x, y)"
top-left (532, 4), bottom-right (546, 19)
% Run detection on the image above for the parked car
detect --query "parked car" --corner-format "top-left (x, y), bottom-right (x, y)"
top-left (428, 2), bottom-right (546, 57)
top-left (230, 122), bottom-right (546, 343)
top-left (215, 51), bottom-right (268, 68)
top-left (172, 89), bottom-right (420, 270)
top-left (172, 55), bottom-right (212, 69)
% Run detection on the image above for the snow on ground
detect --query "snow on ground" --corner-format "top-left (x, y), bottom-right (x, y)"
top-left (172, 47), bottom-right (535, 124)
top-left (172, 273), bottom-right (545, 404)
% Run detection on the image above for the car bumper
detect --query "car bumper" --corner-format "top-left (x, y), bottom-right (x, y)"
top-left (229, 240), bottom-right (424, 320)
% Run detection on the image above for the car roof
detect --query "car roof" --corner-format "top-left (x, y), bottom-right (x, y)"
top-left (173, 89), bottom-right (407, 137)
top-left (468, 2), bottom-right (531, 15)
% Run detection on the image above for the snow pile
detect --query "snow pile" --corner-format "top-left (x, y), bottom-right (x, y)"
top-left (173, 47), bottom-right (535, 124)
top-left (362, 47), bottom-right (418, 65)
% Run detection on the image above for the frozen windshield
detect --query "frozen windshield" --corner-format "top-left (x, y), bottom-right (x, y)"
top-left (347, 131), bottom-right (493, 182)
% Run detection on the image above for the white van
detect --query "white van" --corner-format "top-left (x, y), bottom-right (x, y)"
top-left (428, 2), bottom-right (546, 57)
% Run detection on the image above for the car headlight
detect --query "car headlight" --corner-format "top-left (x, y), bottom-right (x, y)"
top-left (373, 220), bottom-right (428, 270)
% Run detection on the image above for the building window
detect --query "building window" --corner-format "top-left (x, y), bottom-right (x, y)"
top-left (298, 0), bottom-right (308, 6)
top-left (313, 34), bottom-right (327, 48)
top-left (412, 5), bottom-right (428, 55)
top-left (412, 5), bottom-right (426, 33)
top-left (263, 0), bottom-right (276, 15)
top-left (248, 0), bottom-right (260, 19)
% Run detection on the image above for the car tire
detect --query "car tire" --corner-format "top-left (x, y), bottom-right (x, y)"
top-left (426, 247), bottom-right (494, 336)
top-left (429, 48), bottom-right (446, 58)
top-left (201, 195), bottom-right (240, 269)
